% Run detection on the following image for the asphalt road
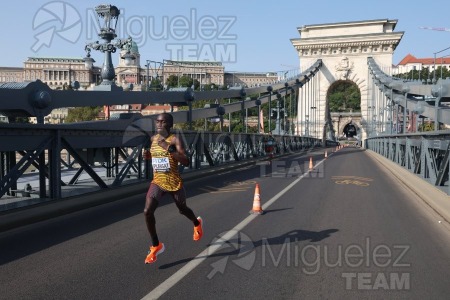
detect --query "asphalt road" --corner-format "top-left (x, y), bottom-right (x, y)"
top-left (1, 147), bottom-right (450, 300)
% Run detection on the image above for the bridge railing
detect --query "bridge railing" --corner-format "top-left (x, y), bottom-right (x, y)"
top-left (366, 133), bottom-right (450, 195)
top-left (0, 123), bottom-right (320, 211)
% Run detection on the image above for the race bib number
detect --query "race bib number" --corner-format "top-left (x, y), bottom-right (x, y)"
top-left (152, 157), bottom-right (170, 173)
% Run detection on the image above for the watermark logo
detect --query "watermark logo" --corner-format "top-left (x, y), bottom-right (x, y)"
top-left (342, 272), bottom-right (410, 290)
top-left (259, 158), bottom-right (325, 178)
top-left (31, 2), bottom-right (238, 63)
top-left (166, 43), bottom-right (237, 63)
top-left (204, 230), bottom-right (411, 291)
top-left (110, 8), bottom-right (238, 62)
top-left (31, 1), bottom-right (82, 52)
top-left (207, 230), bottom-right (256, 279)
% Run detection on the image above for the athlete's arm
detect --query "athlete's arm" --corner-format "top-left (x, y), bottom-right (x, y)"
top-left (170, 136), bottom-right (189, 166)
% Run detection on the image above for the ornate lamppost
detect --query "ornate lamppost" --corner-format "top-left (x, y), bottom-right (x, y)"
top-left (83, 4), bottom-right (135, 91)
top-left (145, 59), bottom-right (150, 91)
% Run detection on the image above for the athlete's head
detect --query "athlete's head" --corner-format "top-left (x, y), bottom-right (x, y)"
top-left (155, 113), bottom-right (173, 136)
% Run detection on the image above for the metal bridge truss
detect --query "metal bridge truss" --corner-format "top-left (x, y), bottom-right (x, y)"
top-left (366, 58), bottom-right (450, 194)
top-left (0, 61), bottom-right (323, 210)
top-left (367, 135), bottom-right (450, 195)
top-left (367, 57), bottom-right (450, 131)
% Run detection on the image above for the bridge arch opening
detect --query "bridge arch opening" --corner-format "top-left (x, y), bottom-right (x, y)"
top-left (326, 80), bottom-right (362, 140)
top-left (327, 80), bottom-right (361, 113)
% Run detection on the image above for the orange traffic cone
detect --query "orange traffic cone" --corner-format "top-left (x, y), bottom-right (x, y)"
top-left (249, 183), bottom-right (264, 215)
top-left (309, 156), bottom-right (313, 171)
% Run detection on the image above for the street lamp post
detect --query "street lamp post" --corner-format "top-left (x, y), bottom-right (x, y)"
top-left (275, 93), bottom-right (282, 135)
top-left (84, 4), bottom-right (135, 91)
top-left (255, 97), bottom-right (261, 134)
top-left (439, 54), bottom-right (450, 80)
top-left (162, 59), bottom-right (166, 89)
top-left (145, 60), bottom-right (164, 91)
top-left (433, 46), bottom-right (450, 84)
top-left (200, 67), bottom-right (203, 91)
top-left (228, 97), bottom-right (231, 133)
top-left (267, 86), bottom-right (273, 133)
top-left (311, 106), bottom-right (317, 138)
top-left (367, 106), bottom-right (374, 136)
top-left (145, 60), bottom-right (150, 91)
top-left (283, 85), bottom-right (288, 135)
top-left (290, 92), bottom-right (295, 135)
top-left (305, 115), bottom-right (309, 136)
top-left (371, 115), bottom-right (376, 136)
top-left (433, 53), bottom-right (437, 84)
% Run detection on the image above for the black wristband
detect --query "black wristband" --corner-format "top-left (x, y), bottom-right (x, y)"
top-left (167, 145), bottom-right (176, 153)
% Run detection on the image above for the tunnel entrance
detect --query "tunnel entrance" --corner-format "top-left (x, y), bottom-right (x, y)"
top-left (343, 122), bottom-right (358, 138)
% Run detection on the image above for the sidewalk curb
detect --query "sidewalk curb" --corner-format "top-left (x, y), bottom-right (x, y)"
top-left (366, 150), bottom-right (450, 223)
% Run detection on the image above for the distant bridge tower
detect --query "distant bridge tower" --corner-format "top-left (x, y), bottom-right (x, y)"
top-left (291, 19), bottom-right (403, 141)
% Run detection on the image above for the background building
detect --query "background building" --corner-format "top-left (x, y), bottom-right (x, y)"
top-left (0, 67), bottom-right (23, 82)
top-left (23, 57), bottom-right (98, 89)
top-left (393, 53), bottom-right (450, 75)
top-left (224, 72), bottom-right (278, 88)
top-left (163, 60), bottom-right (225, 88)
top-left (0, 42), bottom-right (282, 123)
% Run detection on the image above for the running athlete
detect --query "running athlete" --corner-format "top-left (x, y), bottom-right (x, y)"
top-left (143, 113), bottom-right (203, 264)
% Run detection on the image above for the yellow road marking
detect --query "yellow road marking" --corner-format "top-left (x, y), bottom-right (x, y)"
top-left (223, 180), bottom-right (257, 186)
top-left (332, 175), bottom-right (372, 187)
top-left (335, 180), bottom-right (370, 186)
top-left (332, 175), bottom-right (373, 182)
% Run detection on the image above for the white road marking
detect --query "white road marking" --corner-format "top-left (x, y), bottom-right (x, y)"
top-left (142, 157), bottom-right (326, 300)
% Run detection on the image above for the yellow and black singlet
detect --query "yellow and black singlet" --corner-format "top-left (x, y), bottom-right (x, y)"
top-left (150, 134), bottom-right (182, 191)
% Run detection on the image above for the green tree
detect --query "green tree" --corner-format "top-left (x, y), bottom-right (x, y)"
top-left (149, 78), bottom-right (162, 91)
top-left (394, 66), bottom-right (450, 82)
top-left (193, 79), bottom-right (200, 90)
top-left (65, 106), bottom-right (101, 123)
top-left (328, 81), bottom-right (360, 112)
top-left (179, 75), bottom-right (193, 88)
top-left (140, 80), bottom-right (153, 91)
top-left (166, 75), bottom-right (178, 88)
top-left (8, 116), bottom-right (29, 123)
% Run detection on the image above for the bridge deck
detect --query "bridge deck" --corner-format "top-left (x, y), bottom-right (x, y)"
top-left (1, 147), bottom-right (449, 299)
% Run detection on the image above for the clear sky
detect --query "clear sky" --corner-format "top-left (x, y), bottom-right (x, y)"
top-left (1, 0), bottom-right (449, 73)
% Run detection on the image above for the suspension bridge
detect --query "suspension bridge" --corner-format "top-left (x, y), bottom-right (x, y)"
top-left (0, 17), bottom-right (449, 300)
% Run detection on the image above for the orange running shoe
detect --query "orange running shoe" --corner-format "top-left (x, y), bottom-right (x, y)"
top-left (193, 217), bottom-right (203, 241)
top-left (144, 242), bottom-right (165, 264)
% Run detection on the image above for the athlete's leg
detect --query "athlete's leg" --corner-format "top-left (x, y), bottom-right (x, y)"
top-left (172, 187), bottom-right (199, 226)
top-left (144, 183), bottom-right (164, 246)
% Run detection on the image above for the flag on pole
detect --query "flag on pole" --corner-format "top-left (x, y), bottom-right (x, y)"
top-left (259, 109), bottom-right (264, 133)
top-left (408, 111), bottom-right (416, 132)
top-left (103, 105), bottom-right (110, 120)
